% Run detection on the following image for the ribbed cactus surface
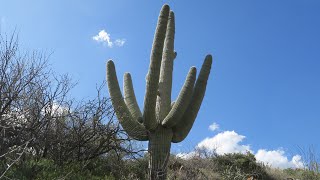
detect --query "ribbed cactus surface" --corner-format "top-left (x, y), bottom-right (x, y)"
top-left (106, 4), bottom-right (212, 180)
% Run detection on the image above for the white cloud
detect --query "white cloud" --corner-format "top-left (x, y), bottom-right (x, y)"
top-left (197, 131), bottom-right (251, 155)
top-left (176, 151), bottom-right (197, 159)
top-left (92, 30), bottom-right (125, 48)
top-left (93, 30), bottom-right (113, 47)
top-left (209, 122), bottom-right (219, 131)
top-left (114, 39), bottom-right (126, 47)
top-left (292, 155), bottom-right (305, 168)
top-left (178, 130), bottom-right (304, 169)
top-left (42, 102), bottom-right (69, 116)
top-left (255, 149), bottom-right (304, 169)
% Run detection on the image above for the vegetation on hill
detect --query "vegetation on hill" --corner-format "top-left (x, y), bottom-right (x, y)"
top-left (2, 151), bottom-right (320, 179)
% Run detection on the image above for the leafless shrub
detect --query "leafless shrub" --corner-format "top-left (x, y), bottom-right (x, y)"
top-left (297, 145), bottom-right (320, 173)
top-left (0, 32), bottom-right (51, 177)
top-left (0, 33), bottom-right (140, 178)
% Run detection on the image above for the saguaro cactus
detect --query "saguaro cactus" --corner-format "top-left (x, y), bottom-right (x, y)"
top-left (106, 4), bottom-right (212, 180)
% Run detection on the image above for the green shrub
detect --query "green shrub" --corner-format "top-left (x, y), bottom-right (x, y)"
top-left (284, 168), bottom-right (320, 180)
top-left (4, 158), bottom-right (115, 180)
top-left (213, 152), bottom-right (274, 180)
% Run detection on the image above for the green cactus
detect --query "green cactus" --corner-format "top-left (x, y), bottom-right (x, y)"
top-left (106, 4), bottom-right (212, 180)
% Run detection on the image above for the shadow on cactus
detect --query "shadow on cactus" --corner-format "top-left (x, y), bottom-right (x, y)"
top-left (106, 4), bottom-right (212, 180)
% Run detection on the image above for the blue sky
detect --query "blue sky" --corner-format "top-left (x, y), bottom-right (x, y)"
top-left (1, 0), bottom-right (320, 168)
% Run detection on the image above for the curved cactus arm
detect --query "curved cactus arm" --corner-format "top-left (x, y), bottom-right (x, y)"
top-left (162, 67), bottom-right (197, 128)
top-left (143, 4), bottom-right (170, 130)
top-left (106, 60), bottom-right (148, 141)
top-left (124, 73), bottom-right (143, 121)
top-left (170, 101), bottom-right (175, 109)
top-left (156, 10), bottom-right (175, 123)
top-left (172, 55), bottom-right (212, 143)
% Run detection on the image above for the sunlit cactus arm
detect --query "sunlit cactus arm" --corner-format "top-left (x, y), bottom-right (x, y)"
top-left (170, 101), bottom-right (175, 109)
top-left (162, 67), bottom-right (197, 128)
top-left (172, 55), bottom-right (212, 143)
top-left (106, 60), bottom-right (148, 141)
top-left (156, 11), bottom-right (175, 123)
top-left (143, 5), bottom-right (170, 130)
top-left (123, 73), bottom-right (142, 122)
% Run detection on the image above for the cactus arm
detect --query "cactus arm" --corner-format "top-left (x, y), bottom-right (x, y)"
top-left (123, 73), bottom-right (142, 121)
top-left (161, 67), bottom-right (197, 128)
top-left (106, 60), bottom-right (148, 141)
top-left (156, 11), bottom-right (175, 123)
top-left (143, 4), bottom-right (170, 130)
top-left (172, 55), bottom-right (212, 143)
top-left (170, 101), bottom-right (175, 109)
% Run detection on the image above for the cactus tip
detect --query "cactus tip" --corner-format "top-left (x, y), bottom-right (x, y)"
top-left (106, 60), bottom-right (115, 70)
top-left (162, 4), bottom-right (170, 9)
top-left (124, 72), bottom-right (131, 77)
top-left (107, 59), bottom-right (114, 65)
top-left (206, 54), bottom-right (213, 62)
top-left (169, 10), bottom-right (175, 17)
top-left (160, 4), bottom-right (170, 14)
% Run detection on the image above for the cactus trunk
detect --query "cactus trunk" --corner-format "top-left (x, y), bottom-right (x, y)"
top-left (106, 4), bottom-right (212, 180)
top-left (148, 127), bottom-right (173, 179)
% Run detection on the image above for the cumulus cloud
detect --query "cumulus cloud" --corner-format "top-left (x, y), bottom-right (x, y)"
top-left (197, 131), bottom-right (251, 155)
top-left (176, 151), bottom-right (197, 159)
top-left (93, 30), bottom-right (113, 47)
top-left (209, 122), bottom-right (219, 131)
top-left (42, 102), bottom-right (69, 116)
top-left (114, 39), bottom-right (126, 47)
top-left (93, 29), bottom-right (125, 48)
top-left (255, 149), bottom-right (304, 169)
top-left (178, 130), bottom-right (304, 169)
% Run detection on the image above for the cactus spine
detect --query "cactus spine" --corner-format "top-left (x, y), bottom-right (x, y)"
top-left (106, 4), bottom-right (212, 180)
